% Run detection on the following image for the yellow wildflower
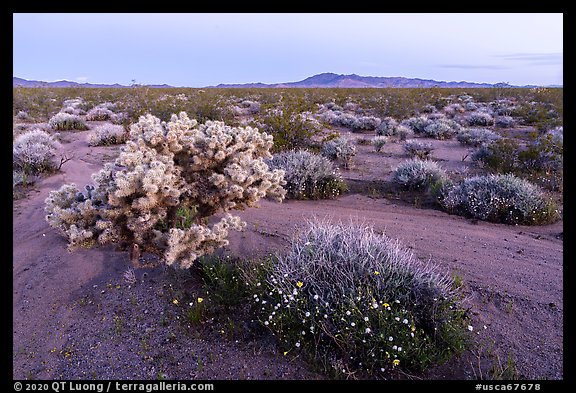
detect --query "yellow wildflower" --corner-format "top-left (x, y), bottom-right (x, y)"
top-left (383, 303), bottom-right (390, 308)
top-left (393, 359), bottom-right (400, 366)
top-left (197, 297), bottom-right (204, 303)
top-left (172, 299), bottom-right (179, 305)
top-left (374, 271), bottom-right (380, 275)
top-left (296, 281), bottom-right (303, 288)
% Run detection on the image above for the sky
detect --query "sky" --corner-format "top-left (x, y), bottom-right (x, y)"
top-left (13, 13), bottom-right (563, 87)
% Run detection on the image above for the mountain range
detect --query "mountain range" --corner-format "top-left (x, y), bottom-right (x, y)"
top-left (13, 73), bottom-right (554, 89)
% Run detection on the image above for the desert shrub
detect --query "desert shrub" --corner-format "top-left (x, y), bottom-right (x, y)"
top-left (249, 219), bottom-right (468, 376)
top-left (372, 136), bottom-right (389, 152)
top-left (422, 117), bottom-right (461, 139)
top-left (16, 110), bottom-right (30, 120)
top-left (456, 128), bottom-right (501, 147)
top-left (255, 106), bottom-right (323, 152)
top-left (87, 124), bottom-right (128, 146)
top-left (472, 138), bottom-right (520, 173)
top-left (401, 116), bottom-right (431, 134)
top-left (421, 103), bottom-right (437, 113)
top-left (466, 111), bottom-right (494, 127)
top-left (86, 105), bottom-right (114, 121)
top-left (440, 174), bottom-right (559, 225)
top-left (321, 137), bottom-right (356, 169)
top-left (352, 115), bottom-right (381, 131)
top-left (13, 128), bottom-right (61, 174)
top-left (396, 125), bottom-right (414, 141)
top-left (443, 103), bottom-right (465, 118)
top-left (48, 112), bottom-right (88, 131)
top-left (44, 112), bottom-right (286, 269)
top-left (375, 117), bottom-right (399, 136)
top-left (494, 115), bottom-right (515, 128)
top-left (266, 150), bottom-right (346, 200)
top-left (465, 102), bottom-right (478, 111)
top-left (403, 139), bottom-right (434, 159)
top-left (393, 158), bottom-right (448, 192)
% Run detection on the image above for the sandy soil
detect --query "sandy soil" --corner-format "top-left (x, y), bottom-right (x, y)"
top-left (13, 122), bottom-right (563, 380)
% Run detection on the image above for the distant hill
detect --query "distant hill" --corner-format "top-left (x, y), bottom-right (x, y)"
top-left (212, 72), bottom-right (526, 88)
top-left (12, 77), bottom-right (172, 89)
top-left (14, 74), bottom-right (557, 89)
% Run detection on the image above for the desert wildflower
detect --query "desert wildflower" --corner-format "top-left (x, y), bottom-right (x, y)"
top-left (374, 271), bottom-right (380, 275)
top-left (365, 328), bottom-right (371, 334)
top-left (468, 325), bottom-right (474, 331)
top-left (383, 303), bottom-right (390, 308)
top-left (388, 336), bottom-right (393, 341)
top-left (197, 297), bottom-right (204, 303)
top-left (295, 342), bottom-right (301, 348)
top-left (172, 299), bottom-right (179, 305)
top-left (296, 281), bottom-right (303, 288)
top-left (393, 359), bottom-right (400, 366)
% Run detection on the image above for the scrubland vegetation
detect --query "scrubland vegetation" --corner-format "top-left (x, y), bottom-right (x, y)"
top-left (13, 85), bottom-right (563, 379)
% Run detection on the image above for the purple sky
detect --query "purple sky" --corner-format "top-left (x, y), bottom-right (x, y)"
top-left (13, 13), bottom-right (563, 87)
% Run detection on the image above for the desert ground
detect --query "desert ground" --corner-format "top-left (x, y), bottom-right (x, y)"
top-left (13, 112), bottom-right (563, 380)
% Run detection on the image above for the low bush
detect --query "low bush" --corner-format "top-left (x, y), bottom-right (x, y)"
top-left (403, 139), bottom-right (434, 159)
top-left (456, 128), bottom-right (501, 147)
top-left (13, 129), bottom-right (61, 174)
top-left (87, 124), bottom-right (128, 146)
top-left (393, 158), bottom-right (448, 192)
top-left (466, 111), bottom-right (494, 127)
top-left (375, 117), bottom-right (399, 136)
top-left (321, 137), bottom-right (356, 169)
top-left (48, 112), bottom-right (88, 131)
top-left (248, 219), bottom-right (469, 376)
top-left (266, 150), bottom-right (347, 199)
top-left (440, 174), bottom-right (559, 225)
top-left (372, 136), bottom-right (389, 152)
top-left (421, 117), bottom-right (461, 140)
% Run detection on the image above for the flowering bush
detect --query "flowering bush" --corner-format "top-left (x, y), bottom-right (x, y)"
top-left (48, 112), bottom-right (88, 130)
top-left (392, 158), bottom-right (448, 191)
top-left (16, 110), bottom-right (30, 120)
top-left (87, 124), bottom-right (128, 146)
top-left (321, 137), bottom-right (356, 169)
top-left (401, 115), bottom-right (431, 134)
top-left (456, 128), bottom-right (501, 147)
top-left (440, 174), bottom-right (559, 225)
top-left (45, 112), bottom-right (286, 269)
top-left (249, 219), bottom-right (468, 376)
top-left (266, 150), bottom-right (346, 199)
top-left (352, 115), bottom-right (381, 131)
top-left (403, 139), bottom-right (434, 159)
top-left (13, 129), bottom-right (61, 174)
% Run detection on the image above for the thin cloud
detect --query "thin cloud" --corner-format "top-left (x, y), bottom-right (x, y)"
top-left (438, 64), bottom-right (508, 70)
top-left (494, 52), bottom-right (562, 65)
top-left (75, 76), bottom-right (89, 82)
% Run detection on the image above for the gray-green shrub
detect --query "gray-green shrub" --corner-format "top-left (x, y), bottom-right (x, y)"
top-left (87, 124), bottom-right (127, 146)
top-left (13, 129), bottom-right (61, 174)
top-left (250, 219), bottom-right (468, 376)
top-left (321, 137), bottom-right (356, 169)
top-left (48, 112), bottom-right (88, 131)
top-left (403, 139), bottom-right (434, 159)
top-left (393, 158), bottom-right (448, 191)
top-left (266, 150), bottom-right (346, 199)
top-left (440, 174), bottom-right (559, 225)
top-left (456, 128), bottom-right (501, 147)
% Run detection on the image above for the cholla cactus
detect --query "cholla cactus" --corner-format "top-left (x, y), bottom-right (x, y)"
top-left (45, 112), bottom-right (286, 269)
top-left (321, 137), bottom-right (356, 169)
top-left (13, 129), bottom-right (61, 174)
